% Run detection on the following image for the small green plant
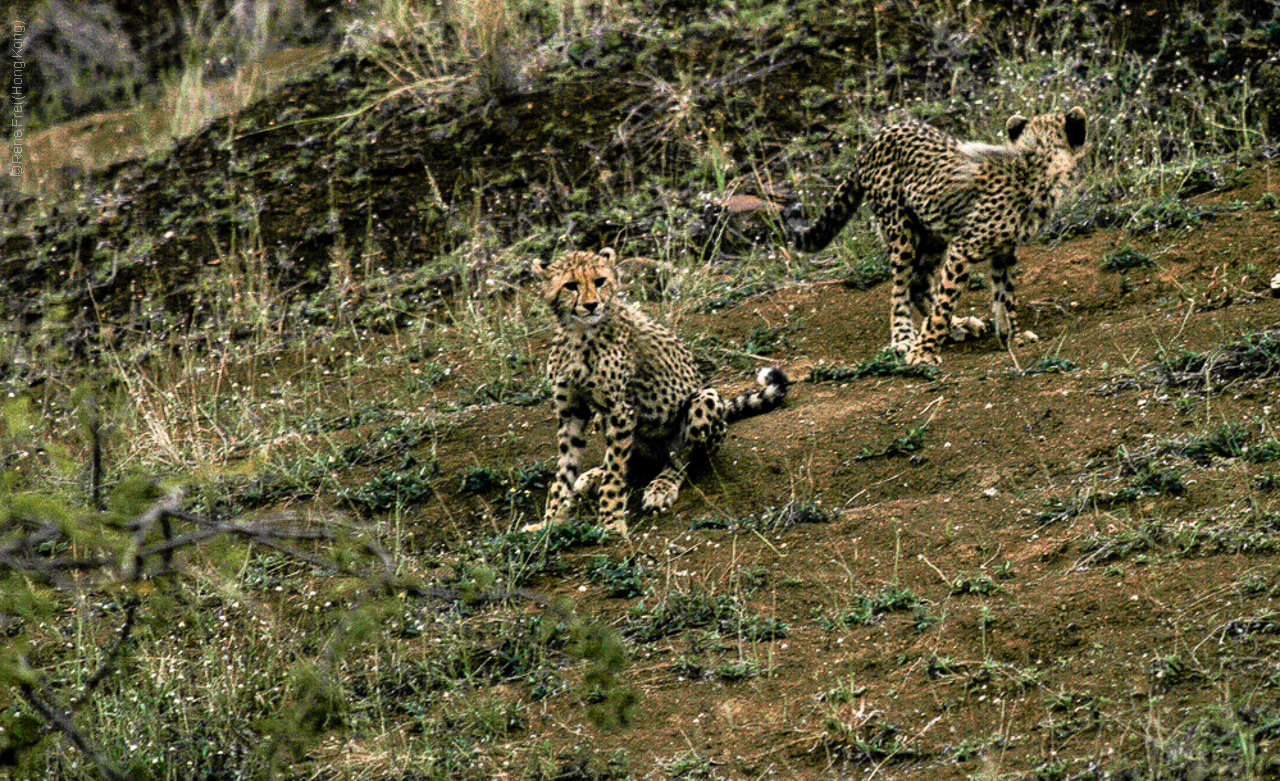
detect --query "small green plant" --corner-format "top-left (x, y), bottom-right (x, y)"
top-left (948, 572), bottom-right (1002, 596)
top-left (807, 363), bottom-right (861, 383)
top-left (739, 324), bottom-right (790, 356)
top-left (1254, 473), bottom-right (1280, 491)
top-left (1223, 611), bottom-right (1280, 639)
top-left (1032, 462), bottom-right (1184, 527)
top-left (843, 255), bottom-right (892, 289)
top-left (657, 750), bottom-right (716, 779)
top-left (853, 348), bottom-right (941, 380)
top-left (1246, 438), bottom-right (1280, 464)
top-left (465, 377), bottom-right (549, 407)
top-left (1149, 654), bottom-right (1201, 693)
top-left (588, 556), bottom-right (648, 598)
top-left (473, 519), bottom-right (614, 588)
top-left (747, 498), bottom-right (839, 529)
top-left (338, 458), bottom-right (440, 512)
top-left (1130, 467), bottom-right (1186, 496)
top-left (1124, 201), bottom-right (1216, 235)
top-left (1087, 506), bottom-right (1280, 562)
top-left (1081, 519), bottom-right (1166, 563)
top-left (925, 655), bottom-right (964, 679)
top-left (1101, 244), bottom-right (1153, 272)
top-left (625, 590), bottom-right (787, 643)
top-left (1172, 424), bottom-right (1251, 464)
top-left (714, 658), bottom-right (761, 682)
top-left (855, 425), bottom-right (927, 461)
top-left (341, 418), bottom-right (440, 467)
top-left (691, 497), bottom-right (837, 532)
top-left (1018, 355), bottom-right (1080, 376)
top-left (965, 661), bottom-right (1044, 696)
top-left (1034, 686), bottom-right (1105, 742)
top-left (1119, 703), bottom-right (1280, 779)
top-left (1032, 757), bottom-right (1070, 780)
top-left (820, 708), bottom-right (921, 764)
top-left (1234, 572), bottom-right (1276, 598)
top-left (911, 606), bottom-right (941, 632)
top-left (460, 464), bottom-right (503, 494)
top-left (1155, 328), bottom-right (1280, 390)
top-left (458, 459), bottom-right (552, 510)
top-left (823, 586), bottom-right (922, 628)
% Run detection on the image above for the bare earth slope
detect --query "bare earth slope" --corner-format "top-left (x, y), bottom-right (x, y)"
top-left (416, 173), bottom-right (1280, 779)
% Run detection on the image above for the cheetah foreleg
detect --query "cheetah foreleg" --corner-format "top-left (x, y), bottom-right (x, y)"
top-left (525, 404), bottom-right (590, 532)
top-left (988, 257), bottom-right (1041, 347)
top-left (596, 405), bottom-right (637, 535)
top-left (989, 253), bottom-right (1018, 344)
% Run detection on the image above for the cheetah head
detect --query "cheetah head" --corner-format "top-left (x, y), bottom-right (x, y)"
top-left (534, 248), bottom-right (620, 326)
top-left (1005, 106), bottom-right (1089, 177)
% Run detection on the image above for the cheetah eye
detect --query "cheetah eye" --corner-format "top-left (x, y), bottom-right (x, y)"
top-left (563, 281), bottom-right (579, 292)
top-left (594, 277), bottom-right (609, 287)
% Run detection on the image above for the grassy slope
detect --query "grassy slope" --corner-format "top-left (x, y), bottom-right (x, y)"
top-left (3, 1), bottom-right (1280, 779)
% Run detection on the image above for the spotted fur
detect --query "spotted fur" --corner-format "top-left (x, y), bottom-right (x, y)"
top-left (524, 248), bottom-right (790, 535)
top-left (790, 108), bottom-right (1089, 365)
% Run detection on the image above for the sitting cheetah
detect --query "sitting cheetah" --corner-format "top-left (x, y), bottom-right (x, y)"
top-left (788, 107), bottom-right (1089, 365)
top-left (523, 248), bottom-right (790, 535)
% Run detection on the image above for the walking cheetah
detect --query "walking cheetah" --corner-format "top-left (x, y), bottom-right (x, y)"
top-left (523, 248), bottom-right (790, 535)
top-left (788, 107), bottom-right (1089, 365)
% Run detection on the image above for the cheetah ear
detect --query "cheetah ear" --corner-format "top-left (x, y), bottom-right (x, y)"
top-left (1064, 106), bottom-right (1088, 150)
top-left (1005, 114), bottom-right (1029, 143)
top-left (533, 256), bottom-right (552, 278)
top-left (599, 248), bottom-right (626, 284)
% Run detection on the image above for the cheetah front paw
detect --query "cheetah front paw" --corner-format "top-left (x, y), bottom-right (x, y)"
top-left (601, 517), bottom-right (629, 537)
top-left (889, 332), bottom-right (916, 355)
top-left (1015, 330), bottom-right (1039, 347)
top-left (573, 467), bottom-right (604, 497)
top-left (949, 316), bottom-right (988, 342)
top-left (903, 345), bottom-right (942, 366)
top-left (641, 479), bottom-right (680, 514)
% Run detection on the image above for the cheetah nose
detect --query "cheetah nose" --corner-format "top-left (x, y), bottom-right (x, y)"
top-left (582, 301), bottom-right (598, 313)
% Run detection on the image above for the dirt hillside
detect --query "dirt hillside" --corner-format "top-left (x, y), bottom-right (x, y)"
top-left (3, 3), bottom-right (1280, 778)
top-left (416, 170), bottom-right (1280, 778)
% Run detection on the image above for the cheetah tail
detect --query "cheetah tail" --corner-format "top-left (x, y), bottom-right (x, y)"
top-left (724, 367), bottom-right (790, 424)
top-left (790, 173), bottom-right (865, 253)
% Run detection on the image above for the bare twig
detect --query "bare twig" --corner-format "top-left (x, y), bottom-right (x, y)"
top-left (125, 489), bottom-right (186, 580)
top-left (18, 683), bottom-right (132, 781)
top-left (70, 599), bottom-right (140, 710)
top-left (0, 486), bottom-right (581, 776)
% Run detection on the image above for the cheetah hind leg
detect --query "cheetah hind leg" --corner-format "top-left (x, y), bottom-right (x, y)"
top-left (642, 389), bottom-right (726, 514)
top-left (891, 238), bottom-right (944, 352)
